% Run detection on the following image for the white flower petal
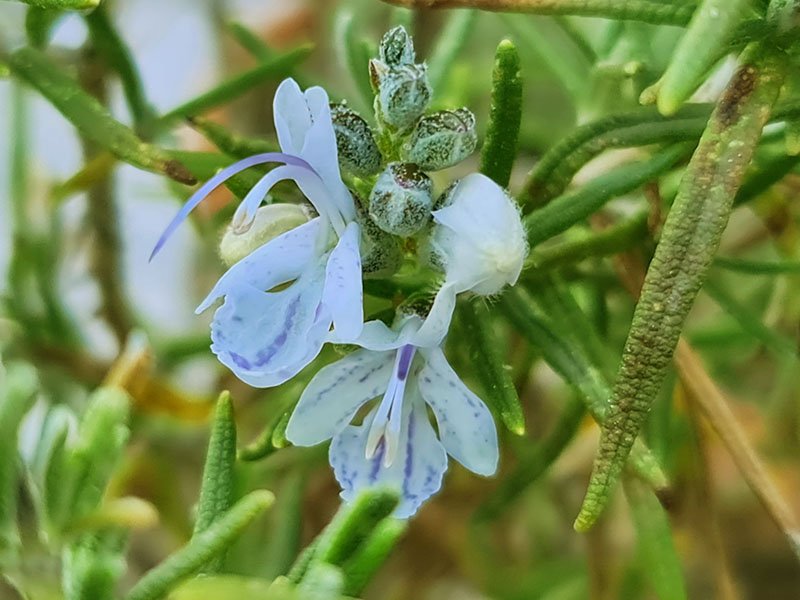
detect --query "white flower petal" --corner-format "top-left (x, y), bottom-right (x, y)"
top-left (323, 222), bottom-right (364, 343)
top-left (286, 349), bottom-right (394, 446)
top-left (355, 317), bottom-right (422, 351)
top-left (431, 172), bottom-right (527, 295)
top-left (274, 78), bottom-right (312, 155)
top-left (329, 392), bottom-right (448, 518)
top-left (208, 258), bottom-right (329, 388)
top-left (411, 283), bottom-right (457, 348)
top-left (417, 347), bottom-right (499, 476)
top-left (196, 218), bottom-right (321, 314)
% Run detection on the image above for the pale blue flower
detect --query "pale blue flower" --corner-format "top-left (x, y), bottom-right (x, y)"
top-left (152, 78), bottom-right (363, 387)
top-left (286, 312), bottom-right (498, 518)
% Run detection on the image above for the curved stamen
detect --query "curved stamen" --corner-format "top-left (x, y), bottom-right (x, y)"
top-left (365, 345), bottom-right (417, 467)
top-left (150, 152), bottom-right (314, 261)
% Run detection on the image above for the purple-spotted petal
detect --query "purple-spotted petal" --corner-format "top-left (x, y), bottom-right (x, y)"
top-left (417, 347), bottom-right (499, 476)
top-left (196, 218), bottom-right (322, 314)
top-left (286, 349), bottom-right (395, 446)
top-left (150, 152), bottom-right (311, 260)
top-left (329, 391), bottom-right (447, 519)
top-left (324, 222), bottom-right (363, 343)
top-left (411, 283), bottom-right (457, 349)
top-left (208, 258), bottom-right (328, 388)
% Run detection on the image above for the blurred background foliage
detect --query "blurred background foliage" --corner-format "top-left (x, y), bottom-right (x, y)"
top-left (0, 0), bottom-right (800, 598)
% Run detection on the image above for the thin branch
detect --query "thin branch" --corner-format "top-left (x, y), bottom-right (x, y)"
top-left (675, 339), bottom-right (800, 561)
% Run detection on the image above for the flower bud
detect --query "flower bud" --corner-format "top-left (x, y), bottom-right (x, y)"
top-left (357, 204), bottom-right (403, 278)
top-left (428, 173), bottom-right (527, 295)
top-left (330, 103), bottom-right (382, 177)
top-left (369, 163), bottom-right (433, 237)
top-left (370, 60), bottom-right (431, 131)
top-left (219, 203), bottom-right (312, 267)
top-left (402, 108), bottom-right (477, 171)
top-left (379, 26), bottom-right (415, 66)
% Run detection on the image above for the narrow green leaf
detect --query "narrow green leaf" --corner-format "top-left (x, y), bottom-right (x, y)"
top-left (476, 394), bottom-right (585, 521)
top-left (651, 0), bottom-right (754, 115)
top-left (0, 363), bottom-right (38, 560)
top-left (624, 476), bottom-right (688, 600)
top-left (159, 45), bottom-right (313, 122)
top-left (480, 39), bottom-right (522, 188)
top-left (575, 43), bottom-right (786, 532)
top-left (502, 287), bottom-right (667, 490)
top-left (704, 279), bottom-right (797, 358)
top-left (313, 489), bottom-right (399, 569)
top-left (524, 144), bottom-right (691, 247)
top-left (713, 255), bottom-right (800, 275)
top-left (457, 299), bottom-right (525, 435)
top-left (522, 100), bottom-right (800, 206)
top-left (286, 537), bottom-right (320, 584)
top-left (125, 490), bottom-right (274, 600)
top-left (193, 391), bottom-right (238, 573)
top-left (226, 21), bottom-right (272, 61)
top-left (6, 47), bottom-right (195, 184)
top-left (340, 518), bottom-right (406, 597)
top-left (374, 0), bottom-right (695, 26)
top-left (426, 10), bottom-right (477, 93)
top-left (189, 118), bottom-right (277, 159)
top-left (59, 388), bottom-right (130, 528)
top-left (733, 151), bottom-right (800, 207)
top-left (85, 5), bottom-right (156, 134)
top-left (263, 473), bottom-right (304, 579)
top-left (28, 405), bottom-right (72, 533)
top-left (334, 10), bottom-right (374, 111)
top-left (530, 211), bottom-right (649, 271)
top-left (297, 563), bottom-right (345, 600)
top-left (500, 15), bottom-right (589, 101)
top-left (18, 0), bottom-right (98, 9)
top-left (63, 530), bottom-right (127, 600)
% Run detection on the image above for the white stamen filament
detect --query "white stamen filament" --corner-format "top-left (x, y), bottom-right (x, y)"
top-left (365, 345), bottom-right (416, 467)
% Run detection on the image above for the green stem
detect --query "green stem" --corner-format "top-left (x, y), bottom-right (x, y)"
top-left (574, 42), bottom-right (787, 532)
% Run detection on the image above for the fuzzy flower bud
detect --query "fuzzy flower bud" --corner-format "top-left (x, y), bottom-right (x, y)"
top-left (330, 103), bottom-right (382, 177)
top-left (356, 204), bottom-right (403, 278)
top-left (370, 60), bottom-right (431, 131)
top-left (379, 26), bottom-right (416, 66)
top-left (402, 108), bottom-right (477, 171)
top-left (219, 203), bottom-right (312, 267)
top-left (428, 173), bottom-right (527, 295)
top-left (369, 162), bottom-right (433, 237)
